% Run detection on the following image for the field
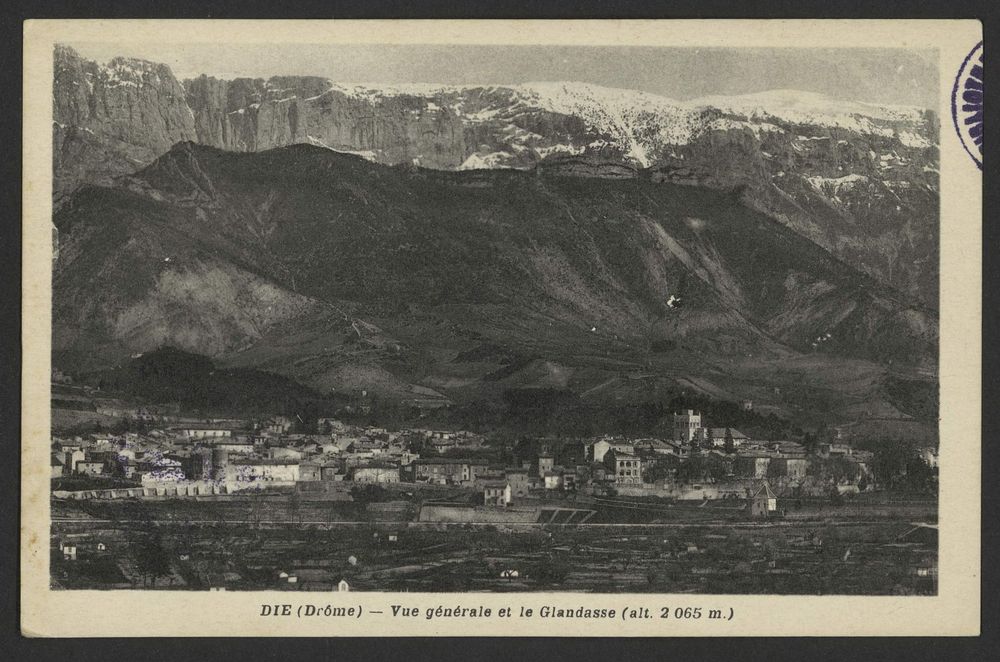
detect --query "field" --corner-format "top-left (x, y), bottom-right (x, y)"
top-left (51, 493), bottom-right (937, 595)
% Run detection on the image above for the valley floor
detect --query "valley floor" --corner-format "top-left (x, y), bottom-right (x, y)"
top-left (50, 494), bottom-right (936, 595)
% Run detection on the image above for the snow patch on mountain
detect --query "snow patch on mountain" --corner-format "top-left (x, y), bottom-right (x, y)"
top-left (314, 81), bottom-right (935, 164)
top-left (458, 151), bottom-right (517, 170)
top-left (688, 89), bottom-right (926, 124)
top-left (533, 143), bottom-right (586, 160)
top-left (807, 174), bottom-right (870, 200)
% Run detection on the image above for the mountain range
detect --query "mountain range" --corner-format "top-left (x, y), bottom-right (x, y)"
top-left (50, 45), bottom-right (940, 437)
top-left (53, 45), bottom-right (939, 306)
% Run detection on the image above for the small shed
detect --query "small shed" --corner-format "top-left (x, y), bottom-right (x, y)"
top-left (746, 480), bottom-right (778, 519)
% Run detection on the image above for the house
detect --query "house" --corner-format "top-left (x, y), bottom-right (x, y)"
top-left (537, 454), bottom-right (555, 478)
top-left (52, 444), bottom-right (85, 472)
top-left (843, 449), bottom-right (874, 481)
top-left (353, 465), bottom-right (401, 484)
top-left (412, 458), bottom-right (488, 485)
top-left (770, 456), bottom-right (809, 479)
top-left (317, 418), bottom-right (346, 434)
top-left (746, 481), bottom-right (778, 519)
top-left (543, 472), bottom-right (563, 490)
top-left (268, 446), bottom-right (305, 462)
top-left (696, 427), bottom-right (749, 449)
top-left (605, 450), bottom-right (643, 485)
top-left (225, 459), bottom-right (300, 483)
top-left (918, 447), bottom-right (939, 469)
top-left (51, 367), bottom-right (73, 384)
top-left (766, 440), bottom-right (807, 457)
top-left (173, 425), bottom-right (234, 439)
top-left (397, 451), bottom-right (419, 466)
top-left (912, 558), bottom-right (938, 585)
top-left (260, 416), bottom-right (294, 435)
top-left (200, 438), bottom-right (256, 455)
top-left (428, 437), bottom-right (461, 454)
top-left (321, 465), bottom-right (346, 481)
top-left (588, 439), bottom-right (634, 463)
top-left (587, 439), bottom-right (610, 462)
top-left (318, 442), bottom-right (343, 456)
top-left (53, 438), bottom-right (87, 455)
top-left (633, 439), bottom-right (676, 455)
top-left (505, 468), bottom-right (530, 497)
top-left (736, 453), bottom-right (771, 478)
top-left (483, 481), bottom-right (512, 507)
top-left (562, 473), bottom-right (577, 491)
top-left (818, 442), bottom-right (853, 458)
top-left (298, 462), bottom-right (322, 481)
top-left (60, 543), bottom-right (77, 561)
top-left (75, 460), bottom-right (106, 476)
top-left (473, 467), bottom-right (507, 486)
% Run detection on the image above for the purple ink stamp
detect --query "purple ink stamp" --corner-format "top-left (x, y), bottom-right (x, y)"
top-left (952, 41), bottom-right (983, 170)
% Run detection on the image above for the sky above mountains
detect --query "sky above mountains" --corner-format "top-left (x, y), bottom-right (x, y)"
top-left (65, 43), bottom-right (938, 110)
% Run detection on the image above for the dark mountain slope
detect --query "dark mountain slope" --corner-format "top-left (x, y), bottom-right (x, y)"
top-left (53, 142), bottom-right (937, 428)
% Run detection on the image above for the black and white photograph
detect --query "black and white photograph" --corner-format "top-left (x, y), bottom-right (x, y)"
top-left (41, 36), bottom-right (950, 598)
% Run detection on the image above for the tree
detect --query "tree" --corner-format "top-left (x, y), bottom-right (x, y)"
top-left (724, 427), bottom-right (736, 455)
top-left (133, 532), bottom-right (173, 587)
top-left (643, 462), bottom-right (672, 484)
top-left (870, 438), bottom-right (918, 487)
top-left (904, 457), bottom-right (936, 493)
top-left (532, 555), bottom-right (570, 585)
top-left (350, 484), bottom-right (388, 504)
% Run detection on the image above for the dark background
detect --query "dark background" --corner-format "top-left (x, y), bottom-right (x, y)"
top-left (1, 1), bottom-right (996, 660)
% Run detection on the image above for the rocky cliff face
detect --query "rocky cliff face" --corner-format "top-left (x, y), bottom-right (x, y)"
top-left (52, 45), bottom-right (197, 204)
top-left (52, 47), bottom-right (939, 307)
top-left (183, 76), bottom-right (471, 168)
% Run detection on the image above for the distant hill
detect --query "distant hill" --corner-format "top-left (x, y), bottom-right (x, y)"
top-left (81, 347), bottom-right (336, 419)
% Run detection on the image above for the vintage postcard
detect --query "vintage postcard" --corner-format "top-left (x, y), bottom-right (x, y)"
top-left (21, 19), bottom-right (982, 636)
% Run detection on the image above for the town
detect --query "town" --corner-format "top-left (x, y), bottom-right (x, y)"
top-left (50, 378), bottom-right (939, 595)
top-left (53, 408), bottom-right (928, 510)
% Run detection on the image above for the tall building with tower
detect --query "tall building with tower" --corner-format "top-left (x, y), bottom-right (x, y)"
top-left (672, 410), bottom-right (702, 443)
